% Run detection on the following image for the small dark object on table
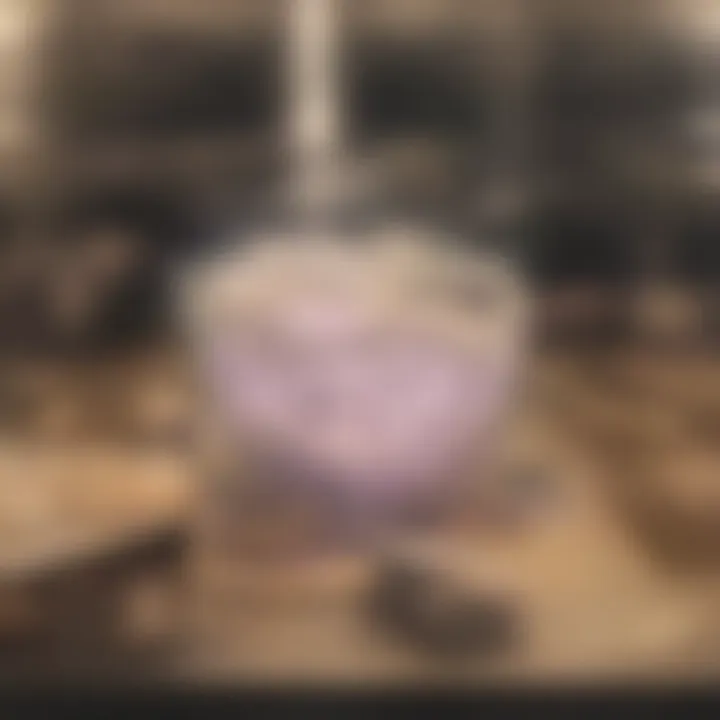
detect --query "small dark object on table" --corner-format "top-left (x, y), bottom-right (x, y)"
top-left (366, 553), bottom-right (518, 659)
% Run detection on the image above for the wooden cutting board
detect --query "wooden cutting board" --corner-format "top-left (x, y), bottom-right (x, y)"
top-left (0, 445), bottom-right (191, 581)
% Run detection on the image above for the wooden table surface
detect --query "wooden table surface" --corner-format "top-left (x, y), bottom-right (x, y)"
top-left (175, 396), bottom-right (720, 685)
top-left (0, 348), bottom-right (717, 684)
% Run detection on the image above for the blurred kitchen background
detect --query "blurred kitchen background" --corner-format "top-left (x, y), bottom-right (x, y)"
top-left (0, 0), bottom-right (718, 685)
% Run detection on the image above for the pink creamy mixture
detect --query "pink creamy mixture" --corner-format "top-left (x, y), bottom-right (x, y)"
top-left (202, 291), bottom-right (513, 505)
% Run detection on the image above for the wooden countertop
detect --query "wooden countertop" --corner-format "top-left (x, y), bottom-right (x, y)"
top-left (0, 348), bottom-right (716, 684)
